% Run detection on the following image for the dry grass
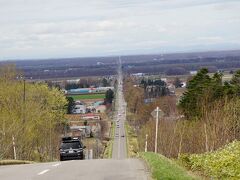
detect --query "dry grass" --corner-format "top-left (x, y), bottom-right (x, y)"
top-left (0, 160), bottom-right (33, 166)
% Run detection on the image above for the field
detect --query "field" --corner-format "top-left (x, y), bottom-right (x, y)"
top-left (67, 93), bottom-right (105, 100)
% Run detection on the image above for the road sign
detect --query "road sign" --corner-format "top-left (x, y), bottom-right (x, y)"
top-left (151, 107), bottom-right (164, 119)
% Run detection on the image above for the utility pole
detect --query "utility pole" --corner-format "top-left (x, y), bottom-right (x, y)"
top-left (154, 107), bottom-right (159, 153)
top-left (12, 136), bottom-right (17, 160)
top-left (23, 78), bottom-right (26, 124)
top-left (145, 134), bottom-right (148, 152)
top-left (151, 106), bottom-right (163, 154)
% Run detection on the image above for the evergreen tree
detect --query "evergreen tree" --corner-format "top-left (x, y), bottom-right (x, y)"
top-left (66, 97), bottom-right (74, 114)
top-left (105, 89), bottom-right (114, 104)
top-left (173, 77), bottom-right (182, 88)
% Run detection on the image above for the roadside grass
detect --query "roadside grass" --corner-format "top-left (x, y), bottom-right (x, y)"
top-left (103, 122), bottom-right (115, 158)
top-left (67, 93), bottom-right (105, 100)
top-left (125, 122), bottom-right (139, 157)
top-left (0, 160), bottom-right (33, 166)
top-left (139, 152), bottom-right (199, 180)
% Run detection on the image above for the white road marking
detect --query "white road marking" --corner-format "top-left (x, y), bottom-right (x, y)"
top-left (52, 163), bottom-right (61, 167)
top-left (38, 169), bottom-right (50, 175)
top-left (118, 120), bottom-right (121, 159)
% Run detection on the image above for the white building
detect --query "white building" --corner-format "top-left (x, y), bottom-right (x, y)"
top-left (190, 71), bottom-right (198, 75)
top-left (72, 104), bottom-right (86, 114)
top-left (67, 79), bottom-right (80, 83)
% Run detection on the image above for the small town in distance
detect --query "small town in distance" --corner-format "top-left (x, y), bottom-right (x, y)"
top-left (1, 0), bottom-right (240, 179)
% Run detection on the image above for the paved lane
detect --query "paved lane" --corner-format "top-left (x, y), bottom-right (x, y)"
top-left (112, 57), bottom-right (127, 159)
top-left (0, 159), bottom-right (149, 180)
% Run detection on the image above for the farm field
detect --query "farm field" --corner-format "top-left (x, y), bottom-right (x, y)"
top-left (67, 93), bottom-right (105, 100)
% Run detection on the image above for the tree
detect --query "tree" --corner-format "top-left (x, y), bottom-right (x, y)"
top-left (102, 78), bottom-right (109, 87)
top-left (165, 67), bottom-right (187, 75)
top-left (179, 68), bottom-right (220, 118)
top-left (140, 78), bottom-right (169, 98)
top-left (105, 89), bottom-right (114, 104)
top-left (229, 70), bottom-right (240, 96)
top-left (173, 77), bottom-right (182, 88)
top-left (66, 97), bottom-right (74, 114)
top-left (0, 64), bottom-right (67, 161)
top-left (65, 83), bottom-right (80, 90)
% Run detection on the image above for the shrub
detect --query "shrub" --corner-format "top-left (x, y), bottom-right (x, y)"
top-left (179, 141), bottom-right (240, 179)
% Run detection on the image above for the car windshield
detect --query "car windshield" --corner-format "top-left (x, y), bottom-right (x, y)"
top-left (61, 142), bottom-right (82, 149)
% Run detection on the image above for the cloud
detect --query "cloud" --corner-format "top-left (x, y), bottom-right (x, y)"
top-left (0, 0), bottom-right (240, 60)
top-left (196, 36), bottom-right (224, 42)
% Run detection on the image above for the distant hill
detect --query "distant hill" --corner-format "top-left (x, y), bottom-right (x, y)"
top-left (0, 49), bottom-right (240, 79)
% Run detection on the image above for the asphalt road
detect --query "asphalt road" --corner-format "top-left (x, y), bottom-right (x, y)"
top-left (0, 159), bottom-right (149, 180)
top-left (112, 58), bottom-right (127, 159)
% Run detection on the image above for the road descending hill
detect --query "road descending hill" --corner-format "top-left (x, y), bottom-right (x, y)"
top-left (0, 159), bottom-right (149, 180)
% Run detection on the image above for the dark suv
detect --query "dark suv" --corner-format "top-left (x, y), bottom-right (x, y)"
top-left (59, 137), bottom-right (85, 161)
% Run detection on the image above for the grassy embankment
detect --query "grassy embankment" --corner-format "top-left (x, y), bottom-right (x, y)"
top-left (139, 152), bottom-right (199, 180)
top-left (103, 122), bottom-right (115, 158)
top-left (125, 122), bottom-right (198, 179)
top-left (0, 160), bottom-right (33, 166)
top-left (67, 93), bottom-right (105, 100)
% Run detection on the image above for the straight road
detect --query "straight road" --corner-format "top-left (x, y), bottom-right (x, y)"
top-left (0, 159), bottom-right (148, 180)
top-left (112, 57), bottom-right (127, 159)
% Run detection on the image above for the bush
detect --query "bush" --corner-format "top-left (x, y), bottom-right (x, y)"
top-left (179, 141), bottom-right (240, 179)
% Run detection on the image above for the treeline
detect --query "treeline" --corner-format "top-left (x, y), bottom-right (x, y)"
top-left (124, 69), bottom-right (240, 158)
top-left (123, 56), bottom-right (240, 75)
top-left (64, 78), bottom-right (111, 90)
top-left (23, 64), bottom-right (117, 79)
top-left (0, 65), bottom-right (67, 161)
top-left (140, 79), bottom-right (169, 98)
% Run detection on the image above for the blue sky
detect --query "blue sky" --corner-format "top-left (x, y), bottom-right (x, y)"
top-left (0, 0), bottom-right (240, 60)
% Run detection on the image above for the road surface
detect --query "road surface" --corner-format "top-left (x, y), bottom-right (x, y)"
top-left (0, 159), bottom-right (149, 180)
top-left (112, 57), bottom-right (127, 159)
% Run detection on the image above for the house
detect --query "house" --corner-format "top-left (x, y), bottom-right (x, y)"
top-left (131, 73), bottom-right (145, 77)
top-left (93, 101), bottom-right (104, 107)
top-left (190, 71), bottom-right (198, 75)
top-left (72, 104), bottom-right (86, 114)
top-left (69, 126), bottom-right (91, 137)
top-left (161, 78), bottom-right (167, 83)
top-left (95, 105), bottom-right (106, 113)
top-left (167, 83), bottom-right (175, 95)
top-left (66, 79), bottom-right (80, 83)
top-left (81, 113), bottom-right (101, 120)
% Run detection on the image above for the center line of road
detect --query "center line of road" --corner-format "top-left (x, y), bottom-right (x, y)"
top-left (38, 169), bottom-right (50, 175)
top-left (118, 120), bottom-right (121, 159)
top-left (52, 163), bottom-right (60, 167)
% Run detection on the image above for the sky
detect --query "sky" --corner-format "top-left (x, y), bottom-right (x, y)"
top-left (0, 0), bottom-right (240, 60)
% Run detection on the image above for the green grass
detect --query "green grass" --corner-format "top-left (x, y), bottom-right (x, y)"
top-left (67, 93), bottom-right (105, 100)
top-left (0, 160), bottom-right (33, 166)
top-left (103, 122), bottom-right (115, 159)
top-left (139, 152), bottom-right (199, 180)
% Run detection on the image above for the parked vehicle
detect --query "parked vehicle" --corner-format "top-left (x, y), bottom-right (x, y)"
top-left (59, 137), bottom-right (86, 161)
